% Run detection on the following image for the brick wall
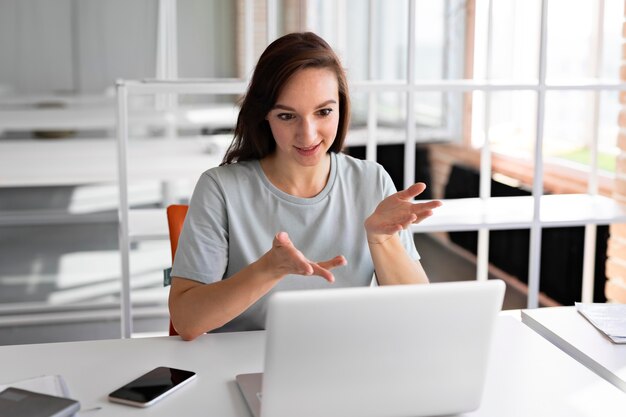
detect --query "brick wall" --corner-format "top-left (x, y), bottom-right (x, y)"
top-left (426, 143), bottom-right (613, 200)
top-left (605, 13), bottom-right (626, 303)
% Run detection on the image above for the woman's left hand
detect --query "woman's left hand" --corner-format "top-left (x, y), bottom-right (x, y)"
top-left (365, 183), bottom-right (442, 244)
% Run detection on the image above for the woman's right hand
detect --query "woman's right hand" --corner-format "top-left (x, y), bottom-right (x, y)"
top-left (170, 232), bottom-right (346, 340)
top-left (262, 231), bottom-right (347, 283)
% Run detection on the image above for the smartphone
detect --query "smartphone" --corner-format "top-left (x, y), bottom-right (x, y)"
top-left (108, 366), bottom-right (196, 407)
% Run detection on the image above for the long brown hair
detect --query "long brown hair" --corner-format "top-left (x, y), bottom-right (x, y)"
top-left (221, 32), bottom-right (350, 165)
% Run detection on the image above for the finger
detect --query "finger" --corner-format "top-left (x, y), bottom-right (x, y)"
top-left (290, 249), bottom-right (315, 276)
top-left (409, 201), bottom-right (441, 222)
top-left (309, 263), bottom-right (335, 283)
top-left (317, 255), bottom-right (348, 270)
top-left (273, 231), bottom-right (292, 248)
top-left (416, 200), bottom-right (443, 210)
top-left (300, 262), bottom-right (314, 276)
top-left (272, 232), bottom-right (314, 275)
top-left (411, 210), bottom-right (434, 225)
top-left (289, 254), bottom-right (315, 276)
top-left (276, 231), bottom-right (290, 244)
top-left (395, 182), bottom-right (426, 201)
top-left (402, 214), bottom-right (418, 229)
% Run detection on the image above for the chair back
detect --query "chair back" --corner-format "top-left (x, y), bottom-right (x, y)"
top-left (166, 204), bottom-right (189, 336)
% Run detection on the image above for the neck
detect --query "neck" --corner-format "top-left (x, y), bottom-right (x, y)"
top-left (260, 153), bottom-right (331, 198)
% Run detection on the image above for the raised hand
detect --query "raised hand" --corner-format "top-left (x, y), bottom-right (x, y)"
top-left (266, 232), bottom-right (347, 282)
top-left (365, 183), bottom-right (442, 244)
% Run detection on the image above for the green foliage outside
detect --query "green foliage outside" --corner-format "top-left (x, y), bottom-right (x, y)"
top-left (557, 148), bottom-right (616, 173)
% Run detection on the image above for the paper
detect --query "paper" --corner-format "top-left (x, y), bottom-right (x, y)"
top-left (575, 302), bottom-right (626, 344)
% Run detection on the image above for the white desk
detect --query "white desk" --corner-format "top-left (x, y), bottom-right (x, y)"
top-left (522, 306), bottom-right (626, 393)
top-left (0, 316), bottom-right (624, 417)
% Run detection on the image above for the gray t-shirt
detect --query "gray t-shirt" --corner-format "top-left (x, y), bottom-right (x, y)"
top-left (172, 152), bottom-right (419, 332)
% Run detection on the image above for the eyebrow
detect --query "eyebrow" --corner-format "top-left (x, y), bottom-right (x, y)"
top-left (271, 99), bottom-right (337, 112)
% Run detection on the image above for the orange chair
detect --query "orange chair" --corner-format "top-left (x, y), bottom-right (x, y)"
top-left (165, 204), bottom-right (189, 336)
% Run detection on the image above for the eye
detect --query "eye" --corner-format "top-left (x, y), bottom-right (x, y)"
top-left (318, 108), bottom-right (333, 117)
top-left (277, 113), bottom-right (296, 121)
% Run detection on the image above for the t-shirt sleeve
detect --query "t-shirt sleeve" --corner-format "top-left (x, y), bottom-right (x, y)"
top-left (379, 169), bottom-right (421, 262)
top-left (171, 171), bottom-right (229, 284)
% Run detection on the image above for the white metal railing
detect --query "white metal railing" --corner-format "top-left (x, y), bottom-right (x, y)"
top-left (527, 0), bottom-right (549, 310)
top-left (115, 78), bottom-right (626, 94)
top-left (112, 0), bottom-right (626, 337)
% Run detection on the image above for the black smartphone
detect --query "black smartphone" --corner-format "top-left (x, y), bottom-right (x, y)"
top-left (108, 366), bottom-right (196, 407)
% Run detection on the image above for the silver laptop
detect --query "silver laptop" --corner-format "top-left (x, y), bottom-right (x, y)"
top-left (236, 279), bottom-right (505, 417)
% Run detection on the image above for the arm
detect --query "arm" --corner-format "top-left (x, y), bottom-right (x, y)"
top-left (368, 235), bottom-right (430, 284)
top-left (169, 232), bottom-right (346, 341)
top-left (365, 182), bottom-right (441, 285)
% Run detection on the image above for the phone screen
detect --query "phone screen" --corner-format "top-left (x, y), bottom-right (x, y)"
top-left (108, 366), bottom-right (196, 407)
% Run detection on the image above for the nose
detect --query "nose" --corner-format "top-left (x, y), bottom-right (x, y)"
top-left (298, 117), bottom-right (317, 143)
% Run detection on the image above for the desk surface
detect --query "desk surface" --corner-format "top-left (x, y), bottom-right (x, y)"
top-left (522, 306), bottom-right (626, 393)
top-left (0, 315), bottom-right (624, 416)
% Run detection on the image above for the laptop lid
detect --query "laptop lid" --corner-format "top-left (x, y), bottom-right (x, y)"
top-left (238, 279), bottom-right (505, 417)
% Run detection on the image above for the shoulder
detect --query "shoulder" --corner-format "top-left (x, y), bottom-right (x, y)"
top-left (335, 152), bottom-right (385, 177)
top-left (335, 152), bottom-right (391, 186)
top-left (190, 160), bottom-right (261, 205)
top-left (200, 160), bottom-right (259, 186)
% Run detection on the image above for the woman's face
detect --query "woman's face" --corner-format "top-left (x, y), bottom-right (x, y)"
top-left (266, 67), bottom-right (340, 168)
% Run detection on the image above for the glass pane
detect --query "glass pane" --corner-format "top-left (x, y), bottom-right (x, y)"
top-left (346, 92), bottom-right (407, 147)
top-left (475, 0), bottom-right (541, 80)
top-left (380, 92), bottom-right (407, 128)
top-left (415, 92), bottom-right (443, 128)
top-left (546, 0), bottom-right (596, 80)
top-left (349, 91), bottom-right (368, 131)
top-left (415, 0), bottom-right (444, 80)
top-left (373, 0), bottom-right (409, 81)
top-left (343, 0), bottom-right (370, 81)
top-left (544, 91), bottom-right (618, 173)
top-left (343, 0), bottom-right (409, 81)
top-left (601, 0), bottom-right (624, 79)
top-left (472, 91), bottom-right (537, 157)
top-left (545, 0), bottom-right (623, 81)
top-left (178, 0), bottom-right (237, 78)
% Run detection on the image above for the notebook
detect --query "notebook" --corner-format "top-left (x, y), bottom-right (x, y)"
top-left (0, 387), bottom-right (79, 417)
top-left (236, 279), bottom-right (505, 417)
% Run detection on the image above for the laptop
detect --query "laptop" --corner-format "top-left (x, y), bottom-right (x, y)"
top-left (236, 279), bottom-right (505, 417)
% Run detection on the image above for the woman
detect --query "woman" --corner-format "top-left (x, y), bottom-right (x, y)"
top-left (169, 32), bottom-right (441, 340)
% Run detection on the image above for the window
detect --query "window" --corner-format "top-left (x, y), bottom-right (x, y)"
top-left (472, 0), bottom-right (623, 175)
top-left (305, 0), bottom-right (467, 149)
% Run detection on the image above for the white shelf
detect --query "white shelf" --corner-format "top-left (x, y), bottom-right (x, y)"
top-left (0, 136), bottom-right (228, 187)
top-left (129, 208), bottom-right (169, 241)
top-left (0, 103), bottom-right (238, 131)
top-left (123, 194), bottom-right (626, 246)
top-left (0, 136), bottom-right (228, 226)
top-left (412, 194), bottom-right (626, 233)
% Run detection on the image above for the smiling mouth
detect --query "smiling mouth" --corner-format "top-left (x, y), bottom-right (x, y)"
top-left (295, 143), bottom-right (321, 156)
